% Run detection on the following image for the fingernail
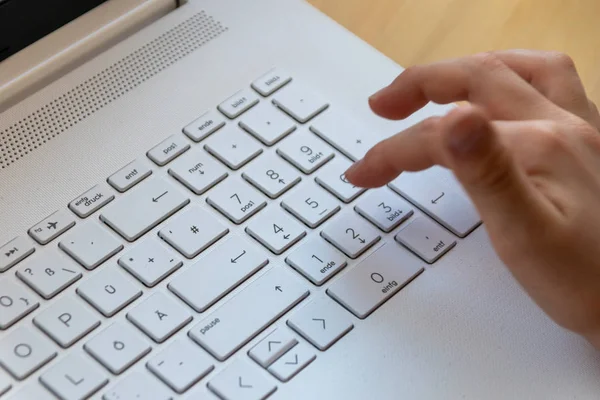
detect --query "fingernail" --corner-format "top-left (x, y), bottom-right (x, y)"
top-left (345, 159), bottom-right (364, 178)
top-left (369, 86), bottom-right (389, 102)
top-left (448, 119), bottom-right (486, 155)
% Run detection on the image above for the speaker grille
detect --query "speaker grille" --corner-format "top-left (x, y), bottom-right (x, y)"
top-left (0, 11), bottom-right (227, 169)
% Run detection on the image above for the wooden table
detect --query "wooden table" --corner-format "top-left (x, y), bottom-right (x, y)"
top-left (308, 0), bottom-right (600, 102)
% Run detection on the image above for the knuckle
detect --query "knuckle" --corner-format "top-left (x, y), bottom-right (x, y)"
top-left (470, 52), bottom-right (506, 72)
top-left (418, 116), bottom-right (442, 132)
top-left (532, 121), bottom-right (573, 157)
top-left (471, 147), bottom-right (516, 192)
top-left (548, 51), bottom-right (577, 72)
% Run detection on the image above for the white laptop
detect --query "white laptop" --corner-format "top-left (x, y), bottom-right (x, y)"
top-left (0, 0), bottom-right (598, 399)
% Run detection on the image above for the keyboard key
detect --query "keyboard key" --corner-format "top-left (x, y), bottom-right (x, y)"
top-left (287, 297), bottom-right (353, 351)
top-left (40, 354), bottom-right (108, 400)
top-left (218, 88), bottom-right (260, 119)
top-left (206, 178), bottom-right (267, 224)
top-left (17, 252), bottom-right (82, 299)
top-left (69, 184), bottom-right (115, 218)
top-left (248, 329), bottom-right (298, 368)
top-left (394, 216), bottom-right (457, 263)
top-left (186, 388), bottom-right (221, 400)
top-left (33, 295), bottom-right (100, 348)
top-left (208, 359), bottom-right (277, 400)
top-left (7, 384), bottom-right (54, 400)
top-left (84, 322), bottom-right (151, 374)
top-left (354, 187), bottom-right (414, 232)
top-left (239, 102), bottom-right (296, 146)
top-left (77, 266), bottom-right (142, 317)
top-left (100, 178), bottom-right (190, 242)
top-left (0, 281), bottom-right (39, 330)
top-left (127, 292), bottom-right (192, 343)
top-left (147, 134), bottom-right (191, 166)
top-left (245, 207), bottom-right (306, 255)
top-left (0, 327), bottom-right (57, 380)
top-left (0, 237), bottom-right (35, 272)
top-left (276, 128), bottom-right (335, 174)
top-left (28, 210), bottom-right (76, 245)
top-left (389, 166), bottom-right (481, 237)
top-left (189, 267), bottom-right (309, 361)
top-left (267, 342), bottom-right (315, 382)
top-left (327, 243), bottom-right (424, 319)
top-left (107, 159), bottom-right (152, 192)
top-left (169, 235), bottom-right (268, 312)
top-left (251, 68), bottom-right (292, 96)
top-left (242, 155), bottom-right (301, 198)
top-left (272, 85), bottom-right (329, 123)
top-left (158, 206), bottom-right (229, 259)
top-left (204, 126), bottom-right (263, 170)
top-left (183, 109), bottom-right (227, 142)
top-left (119, 237), bottom-right (182, 287)
top-left (310, 110), bottom-right (379, 161)
top-left (285, 237), bottom-right (347, 286)
top-left (0, 369), bottom-right (11, 396)
top-left (321, 211), bottom-right (381, 259)
top-left (168, 148), bottom-right (228, 195)
top-left (315, 157), bottom-right (366, 203)
top-left (59, 223), bottom-right (123, 270)
top-left (147, 339), bottom-right (214, 393)
top-left (281, 183), bottom-right (340, 228)
top-left (103, 371), bottom-right (172, 400)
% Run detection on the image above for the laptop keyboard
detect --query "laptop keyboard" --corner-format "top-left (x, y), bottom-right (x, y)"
top-left (0, 68), bottom-right (481, 399)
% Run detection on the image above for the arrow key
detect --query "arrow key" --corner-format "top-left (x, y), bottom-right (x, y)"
top-left (208, 358), bottom-right (276, 400)
top-left (267, 342), bottom-right (315, 382)
top-left (248, 328), bottom-right (298, 368)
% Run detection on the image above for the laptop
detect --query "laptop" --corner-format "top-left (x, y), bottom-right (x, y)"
top-left (0, 0), bottom-right (598, 398)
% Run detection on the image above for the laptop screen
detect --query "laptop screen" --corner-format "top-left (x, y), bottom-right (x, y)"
top-left (0, 0), bottom-right (109, 63)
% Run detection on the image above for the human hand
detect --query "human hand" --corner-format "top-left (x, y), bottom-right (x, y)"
top-left (344, 50), bottom-right (600, 349)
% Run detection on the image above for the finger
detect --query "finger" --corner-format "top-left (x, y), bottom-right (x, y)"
top-left (369, 52), bottom-right (565, 121)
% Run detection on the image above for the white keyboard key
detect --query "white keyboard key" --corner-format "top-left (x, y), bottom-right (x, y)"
top-left (0, 370), bottom-right (11, 396)
top-left (168, 148), bottom-right (228, 195)
top-left (100, 178), bottom-right (190, 241)
top-left (267, 342), bottom-right (315, 382)
top-left (147, 339), bottom-right (214, 393)
top-left (59, 223), bottom-right (123, 270)
top-left (0, 236), bottom-right (35, 272)
top-left (17, 252), bottom-right (82, 299)
top-left (208, 359), bottom-right (276, 400)
top-left (0, 281), bottom-right (39, 329)
top-left (389, 166), bottom-right (481, 237)
top-left (77, 266), bottom-right (142, 317)
top-left (183, 110), bottom-right (227, 142)
top-left (169, 235), bottom-right (268, 312)
top-left (29, 210), bottom-right (76, 245)
top-left (394, 216), bottom-right (457, 263)
top-left (272, 85), bottom-right (328, 123)
top-left (218, 88), bottom-right (260, 119)
top-left (107, 159), bottom-right (152, 192)
top-left (321, 211), bottom-right (381, 259)
top-left (248, 329), bottom-right (298, 368)
top-left (354, 187), bottom-right (414, 232)
top-left (315, 157), bottom-right (366, 203)
top-left (33, 296), bottom-right (100, 348)
top-left (242, 155), bottom-right (301, 198)
top-left (327, 243), bottom-right (424, 318)
top-left (287, 297), bottom-right (353, 350)
top-left (119, 237), bottom-right (182, 287)
top-left (245, 207), bottom-right (306, 255)
top-left (310, 110), bottom-right (380, 161)
top-left (204, 126), bottom-right (263, 170)
top-left (147, 134), bottom-right (191, 166)
top-left (189, 267), bottom-right (309, 361)
top-left (281, 184), bottom-right (340, 228)
top-left (7, 383), bottom-right (55, 400)
top-left (0, 326), bottom-right (57, 380)
top-left (206, 178), bottom-right (267, 224)
top-left (276, 128), bottom-right (335, 174)
top-left (84, 322), bottom-right (151, 374)
top-left (40, 354), bottom-right (108, 400)
top-left (186, 388), bottom-right (221, 400)
top-left (285, 237), bottom-right (347, 286)
top-left (158, 206), bottom-right (229, 259)
top-left (69, 184), bottom-right (115, 218)
top-left (239, 102), bottom-right (296, 146)
top-left (103, 371), bottom-right (173, 400)
top-left (127, 292), bottom-right (192, 343)
top-left (251, 68), bottom-right (292, 96)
